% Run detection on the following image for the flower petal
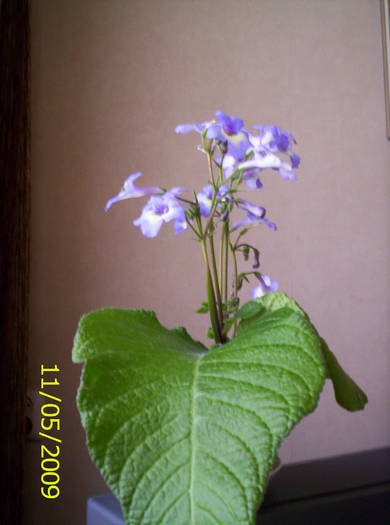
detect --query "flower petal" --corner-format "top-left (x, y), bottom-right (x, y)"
top-left (238, 199), bottom-right (265, 218)
top-left (133, 192), bottom-right (187, 238)
top-left (216, 110), bottom-right (244, 135)
top-left (251, 274), bottom-right (279, 298)
top-left (175, 123), bottom-right (205, 134)
top-left (239, 154), bottom-right (281, 171)
top-left (105, 172), bottom-right (160, 212)
top-left (133, 208), bottom-right (164, 238)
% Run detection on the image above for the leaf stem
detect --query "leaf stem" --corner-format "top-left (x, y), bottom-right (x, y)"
top-left (201, 239), bottom-right (223, 344)
top-left (186, 218), bottom-right (202, 239)
top-left (209, 231), bottom-right (224, 328)
top-left (206, 151), bottom-right (216, 187)
top-left (223, 222), bottom-right (229, 306)
top-left (230, 242), bottom-right (239, 337)
top-left (219, 227), bottom-right (224, 304)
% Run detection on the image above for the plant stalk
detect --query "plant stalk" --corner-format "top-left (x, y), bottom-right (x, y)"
top-left (201, 239), bottom-right (223, 344)
top-left (209, 232), bottom-right (224, 328)
top-left (223, 222), bottom-right (229, 306)
top-left (230, 242), bottom-right (239, 337)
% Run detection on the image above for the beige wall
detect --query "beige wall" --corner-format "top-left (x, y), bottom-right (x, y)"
top-left (26, 1), bottom-right (390, 524)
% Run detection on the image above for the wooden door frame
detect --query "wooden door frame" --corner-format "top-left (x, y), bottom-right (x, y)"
top-left (0, 1), bottom-right (30, 524)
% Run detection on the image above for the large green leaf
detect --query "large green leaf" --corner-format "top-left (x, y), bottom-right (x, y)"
top-left (320, 337), bottom-right (368, 411)
top-left (245, 292), bottom-right (368, 412)
top-left (73, 305), bottom-right (325, 525)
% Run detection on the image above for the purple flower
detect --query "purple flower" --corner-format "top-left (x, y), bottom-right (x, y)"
top-left (209, 110), bottom-right (250, 161)
top-left (242, 168), bottom-right (263, 189)
top-left (207, 110), bottom-right (244, 138)
top-left (133, 188), bottom-right (187, 238)
top-left (276, 162), bottom-right (297, 181)
top-left (196, 184), bottom-right (230, 218)
top-left (175, 122), bottom-right (210, 135)
top-left (105, 172), bottom-right (160, 212)
top-left (238, 152), bottom-right (283, 171)
top-left (176, 111), bottom-right (250, 162)
top-left (222, 155), bottom-right (263, 188)
top-left (239, 146), bottom-right (298, 182)
top-left (196, 184), bottom-right (214, 218)
top-left (221, 155), bottom-right (237, 179)
top-left (232, 199), bottom-right (277, 231)
top-left (236, 125), bottom-right (300, 183)
top-left (238, 199), bottom-right (266, 218)
top-left (251, 274), bottom-right (279, 299)
top-left (252, 125), bottom-right (296, 154)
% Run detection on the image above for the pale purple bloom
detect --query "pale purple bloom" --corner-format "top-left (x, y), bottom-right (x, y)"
top-left (276, 162), bottom-right (297, 181)
top-left (210, 110), bottom-right (250, 161)
top-left (176, 111), bottom-right (250, 162)
top-left (237, 125), bottom-right (300, 182)
top-left (237, 199), bottom-right (266, 218)
top-left (197, 184), bottom-right (214, 218)
top-left (232, 199), bottom-right (277, 231)
top-left (175, 122), bottom-right (210, 135)
top-left (196, 184), bottom-right (230, 218)
top-left (105, 172), bottom-right (160, 212)
top-left (222, 154), bottom-right (237, 179)
top-left (206, 110), bottom-right (244, 139)
top-left (238, 152), bottom-right (282, 171)
top-left (252, 125), bottom-right (296, 154)
top-left (242, 168), bottom-right (263, 189)
top-left (239, 146), bottom-right (298, 182)
top-left (172, 209), bottom-right (188, 235)
top-left (223, 154), bottom-right (263, 188)
top-left (251, 274), bottom-right (279, 299)
top-left (133, 189), bottom-right (187, 238)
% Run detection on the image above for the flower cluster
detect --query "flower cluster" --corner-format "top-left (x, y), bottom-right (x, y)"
top-left (105, 111), bottom-right (300, 342)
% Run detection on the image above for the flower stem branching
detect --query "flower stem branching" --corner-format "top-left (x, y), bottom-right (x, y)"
top-left (106, 112), bottom-right (300, 345)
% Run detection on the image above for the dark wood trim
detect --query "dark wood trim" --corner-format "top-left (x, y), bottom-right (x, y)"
top-left (0, 1), bottom-right (30, 524)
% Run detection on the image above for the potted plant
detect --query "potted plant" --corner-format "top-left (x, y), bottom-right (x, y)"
top-left (73, 111), bottom-right (367, 525)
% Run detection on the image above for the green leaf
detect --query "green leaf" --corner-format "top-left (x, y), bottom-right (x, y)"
top-left (196, 301), bottom-right (209, 314)
top-left (254, 291), bottom-right (306, 317)
top-left (242, 246), bottom-right (250, 261)
top-left (250, 292), bottom-right (367, 412)
top-left (235, 300), bottom-right (265, 321)
top-left (222, 316), bottom-right (235, 336)
top-left (73, 306), bottom-right (325, 525)
top-left (320, 338), bottom-right (368, 411)
top-left (205, 326), bottom-right (214, 339)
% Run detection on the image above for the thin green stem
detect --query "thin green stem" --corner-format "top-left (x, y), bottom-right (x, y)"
top-left (223, 222), bottom-right (229, 306)
top-left (233, 229), bottom-right (249, 249)
top-left (186, 218), bottom-right (202, 239)
top-left (209, 232), bottom-right (224, 327)
top-left (219, 227), bottom-right (224, 305)
top-left (230, 242), bottom-right (239, 337)
top-left (176, 196), bottom-right (196, 206)
top-left (240, 270), bottom-right (261, 279)
top-left (203, 194), bottom-right (218, 238)
top-left (206, 151), bottom-right (216, 187)
top-left (201, 239), bottom-right (222, 344)
top-left (218, 152), bottom-right (225, 186)
top-left (231, 244), bottom-right (239, 301)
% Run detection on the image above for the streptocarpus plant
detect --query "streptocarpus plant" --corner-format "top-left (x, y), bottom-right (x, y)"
top-left (73, 111), bottom-right (367, 525)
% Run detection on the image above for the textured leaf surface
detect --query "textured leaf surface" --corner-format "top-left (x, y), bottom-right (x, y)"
top-left (252, 292), bottom-right (367, 411)
top-left (73, 305), bottom-right (325, 525)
